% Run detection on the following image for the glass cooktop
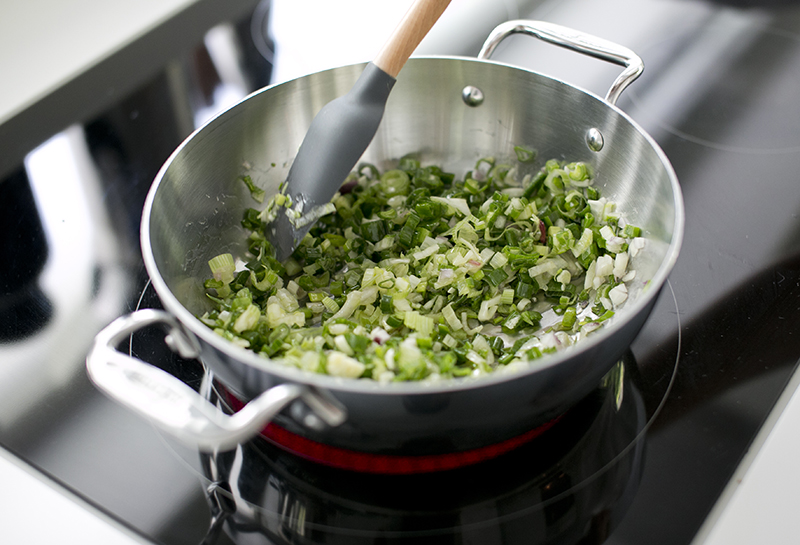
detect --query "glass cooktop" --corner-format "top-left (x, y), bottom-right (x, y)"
top-left (2, 0), bottom-right (800, 543)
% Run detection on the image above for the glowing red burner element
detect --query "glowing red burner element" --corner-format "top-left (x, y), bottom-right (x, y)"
top-left (225, 392), bottom-right (562, 475)
top-left (261, 418), bottom-right (561, 474)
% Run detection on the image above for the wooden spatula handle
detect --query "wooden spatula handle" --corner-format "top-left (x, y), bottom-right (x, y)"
top-left (373, 0), bottom-right (452, 78)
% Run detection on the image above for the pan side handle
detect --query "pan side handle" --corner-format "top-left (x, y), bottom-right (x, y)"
top-left (85, 309), bottom-right (346, 451)
top-left (477, 20), bottom-right (644, 106)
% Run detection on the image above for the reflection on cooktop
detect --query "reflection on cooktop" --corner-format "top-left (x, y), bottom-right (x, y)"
top-left (0, 168), bottom-right (51, 341)
top-left (629, 12), bottom-right (800, 154)
top-left (196, 356), bottom-right (650, 545)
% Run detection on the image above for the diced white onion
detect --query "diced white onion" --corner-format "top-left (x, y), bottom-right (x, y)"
top-left (431, 196), bottom-right (471, 217)
top-left (614, 252), bottom-right (629, 280)
top-left (595, 255), bottom-right (614, 278)
top-left (609, 284), bottom-right (629, 307)
top-left (326, 352), bottom-right (365, 378)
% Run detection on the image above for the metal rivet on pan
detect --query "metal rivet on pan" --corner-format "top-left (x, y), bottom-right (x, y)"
top-left (586, 128), bottom-right (605, 152)
top-left (462, 85), bottom-right (484, 107)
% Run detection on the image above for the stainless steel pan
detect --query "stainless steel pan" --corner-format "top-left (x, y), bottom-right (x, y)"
top-left (86, 21), bottom-right (684, 455)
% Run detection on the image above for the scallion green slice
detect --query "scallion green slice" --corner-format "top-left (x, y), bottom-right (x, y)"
top-left (200, 149), bottom-right (642, 381)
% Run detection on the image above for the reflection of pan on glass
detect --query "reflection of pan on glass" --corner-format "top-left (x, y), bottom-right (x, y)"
top-left (195, 355), bottom-right (648, 545)
top-left (86, 21), bottom-right (683, 457)
top-left (0, 169), bottom-right (51, 341)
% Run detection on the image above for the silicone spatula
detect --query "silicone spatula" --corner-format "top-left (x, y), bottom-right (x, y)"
top-left (269, 0), bottom-right (452, 261)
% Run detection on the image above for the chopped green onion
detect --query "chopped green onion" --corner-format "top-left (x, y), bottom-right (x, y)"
top-left (514, 145), bottom-right (537, 163)
top-left (380, 294), bottom-right (394, 313)
top-left (361, 219), bottom-right (386, 243)
top-left (321, 297), bottom-right (340, 313)
top-left (208, 253), bottom-right (235, 284)
top-left (623, 224), bottom-right (642, 238)
top-left (404, 311), bottom-right (434, 337)
top-left (240, 175), bottom-right (265, 203)
top-left (558, 307), bottom-right (577, 331)
top-left (200, 147), bottom-right (640, 382)
top-left (485, 268), bottom-right (509, 288)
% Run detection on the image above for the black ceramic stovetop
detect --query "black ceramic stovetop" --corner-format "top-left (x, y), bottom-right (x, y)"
top-left (2, 0), bottom-right (800, 544)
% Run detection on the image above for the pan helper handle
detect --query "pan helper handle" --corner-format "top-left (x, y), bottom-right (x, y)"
top-left (478, 20), bottom-right (644, 106)
top-left (85, 309), bottom-right (346, 451)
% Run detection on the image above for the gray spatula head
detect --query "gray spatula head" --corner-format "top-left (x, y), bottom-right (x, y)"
top-left (269, 62), bottom-right (395, 261)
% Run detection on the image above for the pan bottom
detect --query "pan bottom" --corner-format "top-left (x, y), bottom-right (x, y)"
top-left (221, 388), bottom-right (564, 475)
